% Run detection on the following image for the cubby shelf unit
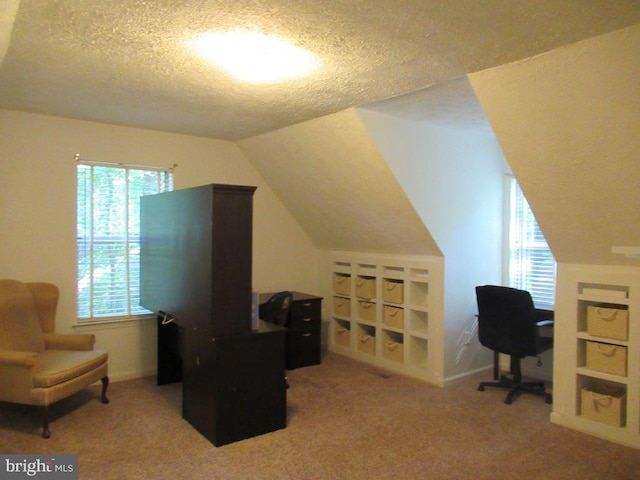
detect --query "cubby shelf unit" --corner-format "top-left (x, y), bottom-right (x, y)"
top-left (552, 264), bottom-right (640, 449)
top-left (327, 252), bottom-right (444, 384)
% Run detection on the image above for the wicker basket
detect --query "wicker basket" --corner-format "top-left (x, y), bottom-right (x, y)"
top-left (581, 383), bottom-right (626, 427)
top-left (358, 334), bottom-right (376, 356)
top-left (585, 341), bottom-right (627, 376)
top-left (355, 276), bottom-right (376, 299)
top-left (383, 305), bottom-right (404, 329)
top-left (382, 279), bottom-right (404, 304)
top-left (357, 300), bottom-right (376, 322)
top-left (333, 296), bottom-right (351, 317)
top-left (334, 326), bottom-right (351, 348)
top-left (333, 273), bottom-right (351, 296)
top-left (587, 304), bottom-right (628, 340)
top-left (384, 341), bottom-right (404, 363)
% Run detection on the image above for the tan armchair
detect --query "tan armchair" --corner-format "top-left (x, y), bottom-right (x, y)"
top-left (0, 279), bottom-right (109, 438)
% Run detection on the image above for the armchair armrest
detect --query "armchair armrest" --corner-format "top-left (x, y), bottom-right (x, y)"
top-left (0, 350), bottom-right (38, 404)
top-left (44, 333), bottom-right (96, 351)
top-left (0, 350), bottom-right (38, 368)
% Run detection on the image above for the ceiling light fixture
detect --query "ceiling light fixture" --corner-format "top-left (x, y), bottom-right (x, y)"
top-left (189, 30), bottom-right (319, 83)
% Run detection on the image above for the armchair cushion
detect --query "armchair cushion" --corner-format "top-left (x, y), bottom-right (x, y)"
top-left (33, 349), bottom-right (108, 388)
top-left (0, 280), bottom-right (45, 353)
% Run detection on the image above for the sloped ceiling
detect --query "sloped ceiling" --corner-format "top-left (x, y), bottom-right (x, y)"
top-left (238, 109), bottom-right (439, 255)
top-left (1, 1), bottom-right (640, 140)
top-left (469, 25), bottom-right (640, 266)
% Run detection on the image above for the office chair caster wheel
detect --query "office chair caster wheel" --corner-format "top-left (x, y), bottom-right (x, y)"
top-left (478, 385), bottom-right (485, 392)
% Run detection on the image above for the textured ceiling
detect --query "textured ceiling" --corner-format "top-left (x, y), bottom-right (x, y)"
top-left (1, 0), bottom-right (639, 140)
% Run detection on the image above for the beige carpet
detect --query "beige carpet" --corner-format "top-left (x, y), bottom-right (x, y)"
top-left (1, 352), bottom-right (640, 479)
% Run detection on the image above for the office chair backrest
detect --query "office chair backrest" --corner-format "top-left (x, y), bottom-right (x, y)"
top-left (263, 291), bottom-right (293, 326)
top-left (475, 285), bottom-right (539, 358)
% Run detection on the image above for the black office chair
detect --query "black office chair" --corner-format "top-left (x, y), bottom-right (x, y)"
top-left (261, 291), bottom-right (293, 326)
top-left (475, 285), bottom-right (554, 404)
top-left (260, 291), bottom-right (294, 388)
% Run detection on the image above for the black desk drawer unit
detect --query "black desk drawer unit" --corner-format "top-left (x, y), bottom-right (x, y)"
top-left (287, 295), bottom-right (322, 369)
top-left (260, 291), bottom-right (323, 370)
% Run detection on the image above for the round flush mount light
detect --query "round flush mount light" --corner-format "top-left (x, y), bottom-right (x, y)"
top-left (188, 30), bottom-right (319, 83)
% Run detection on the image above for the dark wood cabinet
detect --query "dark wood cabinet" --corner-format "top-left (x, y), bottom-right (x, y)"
top-left (260, 291), bottom-right (323, 370)
top-left (140, 184), bottom-right (256, 337)
top-left (141, 184), bottom-right (288, 446)
top-left (182, 321), bottom-right (287, 447)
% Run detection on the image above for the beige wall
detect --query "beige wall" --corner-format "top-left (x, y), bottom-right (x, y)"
top-left (0, 109), bottom-right (319, 380)
top-left (469, 25), bottom-right (640, 267)
top-left (239, 109), bottom-right (440, 256)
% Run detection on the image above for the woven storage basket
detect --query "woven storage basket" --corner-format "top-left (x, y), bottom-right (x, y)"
top-left (334, 327), bottom-right (351, 348)
top-left (357, 300), bottom-right (376, 322)
top-left (358, 334), bottom-right (376, 356)
top-left (333, 296), bottom-right (351, 317)
top-left (384, 341), bottom-right (404, 363)
top-left (333, 273), bottom-right (351, 296)
top-left (585, 341), bottom-right (627, 376)
top-left (355, 276), bottom-right (376, 299)
top-left (383, 305), bottom-right (404, 329)
top-left (581, 383), bottom-right (626, 427)
top-left (587, 305), bottom-right (628, 340)
top-left (382, 279), bottom-right (404, 304)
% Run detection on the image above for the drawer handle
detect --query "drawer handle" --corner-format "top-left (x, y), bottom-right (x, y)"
top-left (303, 302), bottom-right (312, 307)
top-left (302, 333), bottom-right (312, 337)
top-left (303, 317), bottom-right (312, 322)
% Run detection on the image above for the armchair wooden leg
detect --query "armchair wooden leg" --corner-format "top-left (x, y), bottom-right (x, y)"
top-left (42, 406), bottom-right (50, 439)
top-left (101, 376), bottom-right (110, 404)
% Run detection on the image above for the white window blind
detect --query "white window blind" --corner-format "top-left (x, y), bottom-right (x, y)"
top-left (508, 178), bottom-right (556, 308)
top-left (77, 160), bottom-right (173, 321)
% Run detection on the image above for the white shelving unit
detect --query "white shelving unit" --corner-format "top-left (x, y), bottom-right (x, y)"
top-left (327, 252), bottom-right (444, 384)
top-left (552, 264), bottom-right (640, 449)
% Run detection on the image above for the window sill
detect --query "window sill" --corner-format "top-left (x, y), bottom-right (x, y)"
top-left (73, 314), bottom-right (156, 332)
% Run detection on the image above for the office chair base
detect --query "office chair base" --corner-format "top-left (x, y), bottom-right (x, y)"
top-left (478, 375), bottom-right (552, 405)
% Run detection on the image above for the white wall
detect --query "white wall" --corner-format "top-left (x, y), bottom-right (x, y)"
top-left (0, 109), bottom-right (319, 380)
top-left (357, 109), bottom-right (504, 381)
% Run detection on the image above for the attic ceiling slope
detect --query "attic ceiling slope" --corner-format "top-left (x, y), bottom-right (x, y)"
top-left (469, 25), bottom-right (640, 266)
top-left (1, 1), bottom-right (640, 140)
top-left (238, 108), bottom-right (440, 255)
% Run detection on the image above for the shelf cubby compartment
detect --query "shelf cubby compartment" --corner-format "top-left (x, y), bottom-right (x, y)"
top-left (332, 260), bottom-right (352, 272)
top-left (383, 265), bottom-right (405, 279)
top-left (383, 305), bottom-right (404, 330)
top-left (407, 309), bottom-right (428, 334)
top-left (407, 336), bottom-right (429, 371)
top-left (409, 267), bottom-right (430, 281)
top-left (409, 280), bottom-right (428, 308)
top-left (578, 282), bottom-right (629, 300)
top-left (382, 330), bottom-right (404, 364)
top-left (355, 275), bottom-right (376, 300)
top-left (333, 318), bottom-right (352, 349)
top-left (333, 273), bottom-right (351, 296)
top-left (356, 263), bottom-right (378, 275)
top-left (578, 376), bottom-right (627, 428)
top-left (357, 324), bottom-right (376, 357)
top-left (333, 295), bottom-right (351, 318)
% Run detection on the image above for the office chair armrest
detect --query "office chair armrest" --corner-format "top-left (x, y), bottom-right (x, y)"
top-left (536, 320), bottom-right (554, 327)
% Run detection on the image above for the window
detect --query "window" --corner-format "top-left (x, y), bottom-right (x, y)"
top-left (77, 160), bottom-right (173, 321)
top-left (507, 177), bottom-right (556, 308)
